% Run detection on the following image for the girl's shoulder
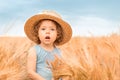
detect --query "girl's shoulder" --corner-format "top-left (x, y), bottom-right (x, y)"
top-left (28, 45), bottom-right (41, 55)
top-left (28, 45), bottom-right (36, 54)
top-left (32, 45), bottom-right (41, 53)
top-left (27, 45), bottom-right (37, 60)
top-left (54, 47), bottom-right (61, 57)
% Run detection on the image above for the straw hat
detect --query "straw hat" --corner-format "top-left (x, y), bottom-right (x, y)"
top-left (24, 10), bottom-right (72, 45)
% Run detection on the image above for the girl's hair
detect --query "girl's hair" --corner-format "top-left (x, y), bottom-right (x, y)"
top-left (34, 19), bottom-right (63, 45)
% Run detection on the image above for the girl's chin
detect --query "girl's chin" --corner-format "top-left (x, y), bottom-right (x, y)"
top-left (42, 42), bottom-right (53, 45)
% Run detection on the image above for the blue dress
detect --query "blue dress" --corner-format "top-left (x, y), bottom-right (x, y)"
top-left (34, 45), bottom-right (61, 80)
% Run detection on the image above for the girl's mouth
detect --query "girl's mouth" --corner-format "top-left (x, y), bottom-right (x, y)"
top-left (45, 36), bottom-right (50, 39)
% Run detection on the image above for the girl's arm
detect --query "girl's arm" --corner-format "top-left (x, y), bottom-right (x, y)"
top-left (27, 47), bottom-right (45, 80)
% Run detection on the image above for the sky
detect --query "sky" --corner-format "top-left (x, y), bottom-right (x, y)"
top-left (0, 0), bottom-right (120, 37)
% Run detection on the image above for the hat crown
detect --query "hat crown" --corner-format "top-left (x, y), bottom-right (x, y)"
top-left (40, 10), bottom-right (62, 19)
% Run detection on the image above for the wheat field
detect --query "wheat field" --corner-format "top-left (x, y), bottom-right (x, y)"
top-left (0, 34), bottom-right (120, 80)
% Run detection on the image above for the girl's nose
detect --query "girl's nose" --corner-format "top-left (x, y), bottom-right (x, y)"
top-left (46, 30), bottom-right (50, 34)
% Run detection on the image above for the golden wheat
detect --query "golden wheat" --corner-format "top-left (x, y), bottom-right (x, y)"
top-left (0, 34), bottom-right (120, 80)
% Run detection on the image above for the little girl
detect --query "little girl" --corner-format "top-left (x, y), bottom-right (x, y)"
top-left (24, 10), bottom-right (72, 80)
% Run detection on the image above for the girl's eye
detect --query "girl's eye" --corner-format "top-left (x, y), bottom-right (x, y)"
top-left (51, 28), bottom-right (55, 31)
top-left (41, 28), bottom-right (45, 30)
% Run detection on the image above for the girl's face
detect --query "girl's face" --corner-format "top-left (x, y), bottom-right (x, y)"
top-left (38, 20), bottom-right (57, 46)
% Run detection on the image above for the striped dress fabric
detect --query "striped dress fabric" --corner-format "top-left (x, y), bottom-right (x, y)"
top-left (34, 45), bottom-right (61, 80)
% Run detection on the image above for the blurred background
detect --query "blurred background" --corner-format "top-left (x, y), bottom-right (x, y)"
top-left (0, 0), bottom-right (120, 37)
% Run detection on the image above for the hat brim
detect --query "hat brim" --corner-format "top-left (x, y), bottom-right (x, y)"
top-left (24, 14), bottom-right (72, 45)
